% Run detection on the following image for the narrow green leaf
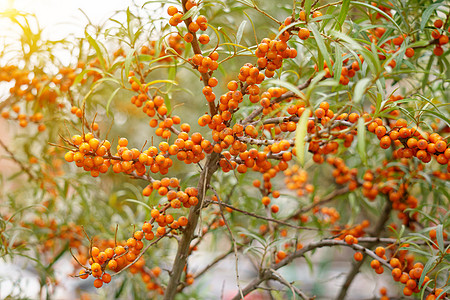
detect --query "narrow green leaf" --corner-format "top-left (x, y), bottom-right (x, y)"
top-left (336, 0), bottom-right (350, 30)
top-left (353, 78), bottom-right (371, 104)
top-left (124, 48), bottom-right (136, 77)
top-left (236, 20), bottom-right (247, 45)
top-left (85, 32), bottom-right (106, 70)
top-left (436, 224), bottom-right (444, 252)
top-left (360, 47), bottom-right (380, 74)
top-left (295, 108), bottom-right (311, 167)
top-left (264, 79), bottom-right (305, 99)
top-left (418, 109), bottom-right (450, 127)
top-left (419, 255), bottom-right (438, 288)
top-left (124, 199), bottom-right (152, 211)
top-left (420, 2), bottom-right (445, 30)
top-left (106, 87), bottom-right (121, 117)
top-left (181, 5), bottom-right (200, 20)
top-left (309, 23), bottom-right (331, 76)
top-left (357, 118), bottom-right (367, 165)
top-left (436, 286), bottom-right (450, 300)
top-left (304, 0), bottom-right (312, 19)
top-left (333, 46), bottom-right (343, 82)
top-left (351, 1), bottom-right (403, 33)
top-left (144, 79), bottom-right (178, 89)
top-left (236, 0), bottom-right (254, 7)
top-left (398, 247), bottom-right (430, 257)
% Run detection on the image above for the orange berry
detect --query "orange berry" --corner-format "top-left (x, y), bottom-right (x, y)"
top-left (344, 235), bottom-right (354, 245)
top-left (354, 252), bottom-right (363, 261)
top-left (298, 28), bottom-right (310, 40)
top-left (94, 278), bottom-right (103, 288)
top-left (79, 270), bottom-right (89, 279)
top-left (102, 273), bottom-right (111, 283)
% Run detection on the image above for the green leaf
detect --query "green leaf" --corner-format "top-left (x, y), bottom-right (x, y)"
top-left (181, 5), bottom-right (200, 20)
top-left (336, 0), bottom-right (350, 30)
top-left (357, 118), bottom-right (367, 165)
top-left (420, 2), bottom-right (445, 30)
top-left (436, 286), bottom-right (450, 300)
top-left (106, 87), bottom-right (121, 117)
top-left (360, 47), bottom-right (380, 74)
top-left (351, 1), bottom-right (403, 33)
top-left (144, 79), bottom-right (178, 89)
top-left (304, 0), bottom-right (312, 20)
top-left (264, 79), bottom-right (305, 99)
top-left (85, 32), bottom-right (106, 70)
top-left (418, 255), bottom-right (438, 288)
top-left (353, 78), bottom-right (371, 104)
top-left (295, 108), bottom-right (311, 167)
top-left (418, 109), bottom-right (450, 127)
top-left (236, 20), bottom-right (247, 45)
top-left (436, 224), bottom-right (444, 252)
top-left (236, 0), bottom-right (254, 7)
top-left (124, 48), bottom-right (136, 78)
top-left (333, 46), bottom-right (343, 83)
top-left (308, 23), bottom-right (331, 76)
top-left (123, 199), bottom-right (152, 211)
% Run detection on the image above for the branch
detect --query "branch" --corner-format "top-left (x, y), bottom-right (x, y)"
top-left (232, 234), bottom-right (447, 300)
top-left (180, 0), bottom-right (217, 116)
top-left (287, 186), bottom-right (350, 219)
top-left (211, 187), bottom-right (245, 299)
top-left (163, 152), bottom-right (220, 300)
top-left (269, 268), bottom-right (313, 300)
top-left (335, 199), bottom-right (392, 300)
top-left (206, 200), bottom-right (328, 231)
top-left (240, 78), bottom-right (312, 125)
top-left (111, 234), bottom-right (166, 277)
top-left (0, 139), bottom-right (36, 180)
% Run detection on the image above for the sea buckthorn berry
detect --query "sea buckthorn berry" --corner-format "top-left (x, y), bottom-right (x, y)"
top-left (167, 6), bottom-right (178, 16)
top-left (79, 270), bottom-right (89, 279)
top-left (198, 34), bottom-right (210, 45)
top-left (403, 286), bottom-right (413, 296)
top-left (127, 238), bottom-right (137, 248)
top-left (390, 258), bottom-right (401, 268)
top-left (134, 230), bottom-right (144, 240)
top-left (380, 136), bottom-right (391, 149)
top-left (344, 235), bottom-right (354, 245)
top-left (375, 247), bottom-right (385, 257)
top-left (298, 28), bottom-right (310, 40)
top-left (312, 11), bottom-right (322, 18)
top-left (405, 48), bottom-right (415, 57)
top-left (94, 279), bottom-right (103, 288)
top-left (108, 259), bottom-right (118, 270)
top-left (434, 46), bottom-right (444, 56)
top-left (392, 268), bottom-right (402, 279)
top-left (118, 138), bottom-right (128, 147)
top-left (375, 126), bottom-right (386, 138)
top-left (91, 247), bottom-right (100, 257)
top-left (370, 259), bottom-right (381, 269)
top-left (227, 81), bottom-right (238, 91)
top-left (91, 262), bottom-right (101, 273)
top-left (435, 140), bottom-right (446, 152)
top-left (434, 19), bottom-right (443, 28)
top-left (417, 139), bottom-right (428, 150)
top-left (102, 273), bottom-right (111, 284)
top-left (261, 196), bottom-right (270, 206)
top-left (354, 252), bottom-right (363, 261)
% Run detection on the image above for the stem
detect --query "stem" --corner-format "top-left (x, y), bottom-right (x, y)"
top-left (163, 152), bottom-right (220, 300)
top-left (335, 199), bottom-right (392, 300)
top-left (180, 0), bottom-right (217, 116)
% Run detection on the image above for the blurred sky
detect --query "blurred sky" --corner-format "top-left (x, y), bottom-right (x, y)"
top-left (0, 0), bottom-right (149, 40)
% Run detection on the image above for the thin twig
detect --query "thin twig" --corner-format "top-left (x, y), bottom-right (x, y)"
top-left (0, 139), bottom-right (36, 180)
top-left (210, 186), bottom-right (245, 299)
top-left (205, 200), bottom-right (330, 231)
